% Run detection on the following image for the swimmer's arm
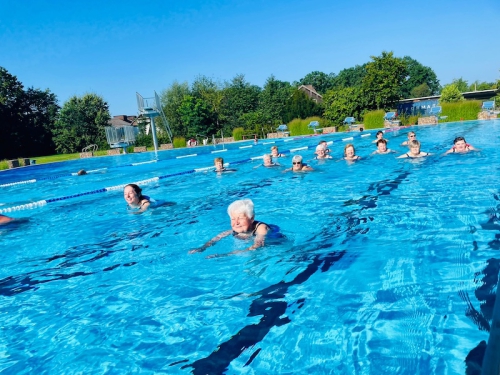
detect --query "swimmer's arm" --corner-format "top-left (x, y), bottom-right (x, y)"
top-left (397, 154), bottom-right (408, 159)
top-left (303, 165), bottom-right (314, 171)
top-left (189, 229), bottom-right (232, 254)
top-left (248, 224), bottom-right (269, 250)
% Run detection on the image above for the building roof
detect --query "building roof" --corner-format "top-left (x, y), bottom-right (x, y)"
top-left (108, 115), bottom-right (138, 127)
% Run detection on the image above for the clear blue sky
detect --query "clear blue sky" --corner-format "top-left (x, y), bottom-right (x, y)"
top-left (1, 0), bottom-right (499, 116)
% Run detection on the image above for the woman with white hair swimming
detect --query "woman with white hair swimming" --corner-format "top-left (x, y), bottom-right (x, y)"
top-left (285, 155), bottom-right (314, 172)
top-left (189, 199), bottom-right (271, 255)
top-left (314, 144), bottom-right (333, 160)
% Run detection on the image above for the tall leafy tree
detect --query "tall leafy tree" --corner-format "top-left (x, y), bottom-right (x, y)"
top-left (361, 51), bottom-right (408, 110)
top-left (282, 89), bottom-right (322, 123)
top-left (295, 71), bottom-right (336, 94)
top-left (323, 87), bottom-right (365, 125)
top-left (192, 75), bottom-right (225, 136)
top-left (400, 56), bottom-right (440, 98)
top-left (161, 81), bottom-right (190, 137)
top-left (0, 67), bottom-right (59, 159)
top-left (331, 64), bottom-right (367, 89)
top-left (258, 75), bottom-right (293, 125)
top-left (177, 94), bottom-right (214, 138)
top-left (221, 74), bottom-right (260, 132)
top-left (53, 93), bottom-right (110, 154)
top-left (450, 78), bottom-right (469, 93)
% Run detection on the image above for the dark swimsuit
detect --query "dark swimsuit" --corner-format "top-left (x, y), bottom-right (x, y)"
top-left (405, 152), bottom-right (428, 158)
top-left (232, 221), bottom-right (269, 237)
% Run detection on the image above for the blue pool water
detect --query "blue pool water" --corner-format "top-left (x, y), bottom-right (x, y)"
top-left (1, 119), bottom-right (499, 374)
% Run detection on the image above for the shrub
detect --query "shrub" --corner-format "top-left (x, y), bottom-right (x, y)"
top-left (440, 84), bottom-right (463, 103)
top-left (441, 100), bottom-right (482, 122)
top-left (399, 114), bottom-right (419, 126)
top-left (232, 127), bottom-right (244, 141)
top-left (363, 110), bottom-right (385, 129)
top-left (173, 137), bottom-right (186, 148)
top-left (288, 116), bottom-right (326, 136)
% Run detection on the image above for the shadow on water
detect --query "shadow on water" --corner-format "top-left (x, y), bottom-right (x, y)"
top-left (176, 170), bottom-right (413, 374)
top-left (463, 192), bottom-right (500, 375)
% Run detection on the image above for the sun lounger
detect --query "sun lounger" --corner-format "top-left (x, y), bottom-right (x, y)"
top-left (343, 117), bottom-right (357, 131)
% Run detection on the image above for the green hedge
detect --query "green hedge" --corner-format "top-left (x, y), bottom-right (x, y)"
top-left (232, 127), bottom-right (244, 141)
top-left (173, 137), bottom-right (186, 148)
top-left (440, 100), bottom-right (482, 122)
top-left (287, 116), bottom-right (334, 136)
top-left (363, 110), bottom-right (385, 129)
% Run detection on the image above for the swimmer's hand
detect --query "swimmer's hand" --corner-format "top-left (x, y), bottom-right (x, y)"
top-left (188, 248), bottom-right (204, 254)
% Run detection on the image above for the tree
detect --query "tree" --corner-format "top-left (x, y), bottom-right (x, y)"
top-left (0, 67), bottom-right (59, 159)
top-left (295, 71), bottom-right (336, 94)
top-left (450, 78), bottom-right (469, 93)
top-left (330, 64), bottom-right (367, 89)
top-left (258, 75), bottom-right (293, 125)
top-left (177, 95), bottom-right (214, 138)
top-left (192, 75), bottom-right (225, 136)
top-left (221, 74), bottom-right (260, 132)
top-left (53, 93), bottom-right (110, 154)
top-left (161, 81), bottom-right (191, 138)
top-left (410, 83), bottom-right (432, 98)
top-left (400, 56), bottom-right (440, 98)
top-left (361, 51), bottom-right (408, 110)
top-left (282, 89), bottom-right (322, 123)
top-left (439, 84), bottom-right (463, 103)
top-left (468, 80), bottom-right (496, 91)
top-left (323, 86), bottom-right (365, 125)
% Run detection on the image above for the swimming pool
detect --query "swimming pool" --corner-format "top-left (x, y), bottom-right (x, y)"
top-left (1, 119), bottom-right (499, 374)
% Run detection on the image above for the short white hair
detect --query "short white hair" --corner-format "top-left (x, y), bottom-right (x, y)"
top-left (227, 199), bottom-right (254, 219)
top-left (316, 144), bottom-right (326, 152)
top-left (292, 154), bottom-right (303, 163)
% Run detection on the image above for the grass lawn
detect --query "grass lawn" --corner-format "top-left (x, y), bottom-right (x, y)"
top-left (0, 151), bottom-right (111, 171)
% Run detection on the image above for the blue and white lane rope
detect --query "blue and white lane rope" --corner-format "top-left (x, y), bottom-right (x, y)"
top-left (0, 129), bottom-right (387, 189)
top-left (0, 131), bottom-right (379, 213)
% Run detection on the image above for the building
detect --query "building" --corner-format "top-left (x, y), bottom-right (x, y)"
top-left (298, 85), bottom-right (323, 103)
top-left (397, 89), bottom-right (498, 115)
top-left (108, 115), bottom-right (138, 128)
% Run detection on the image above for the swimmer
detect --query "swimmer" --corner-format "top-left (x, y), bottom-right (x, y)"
top-left (0, 214), bottom-right (15, 225)
top-left (445, 136), bottom-right (477, 154)
top-left (372, 131), bottom-right (387, 144)
top-left (262, 154), bottom-right (279, 167)
top-left (271, 145), bottom-right (285, 158)
top-left (401, 131), bottom-right (416, 146)
top-left (343, 144), bottom-right (361, 161)
top-left (316, 140), bottom-right (331, 154)
top-left (372, 139), bottom-right (395, 155)
top-left (398, 140), bottom-right (431, 158)
top-left (123, 184), bottom-right (150, 213)
top-left (214, 157), bottom-right (236, 173)
top-left (77, 169), bottom-right (87, 175)
top-left (314, 145), bottom-right (333, 160)
top-left (189, 199), bottom-right (271, 255)
top-left (285, 155), bottom-right (314, 172)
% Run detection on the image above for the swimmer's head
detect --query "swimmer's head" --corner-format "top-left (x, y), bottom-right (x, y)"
top-left (376, 131), bottom-right (384, 139)
top-left (227, 199), bottom-right (255, 233)
top-left (292, 154), bottom-right (303, 170)
top-left (124, 184), bottom-right (143, 206)
top-left (214, 157), bottom-right (224, 171)
top-left (77, 169), bottom-right (87, 175)
top-left (344, 143), bottom-right (355, 157)
top-left (263, 154), bottom-right (272, 166)
top-left (453, 136), bottom-right (466, 144)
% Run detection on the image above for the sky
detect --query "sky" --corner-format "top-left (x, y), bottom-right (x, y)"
top-left (1, 0), bottom-right (499, 116)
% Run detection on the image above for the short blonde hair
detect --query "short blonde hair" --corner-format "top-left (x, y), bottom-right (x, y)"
top-left (344, 143), bottom-right (355, 156)
top-left (214, 157), bottom-right (224, 164)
